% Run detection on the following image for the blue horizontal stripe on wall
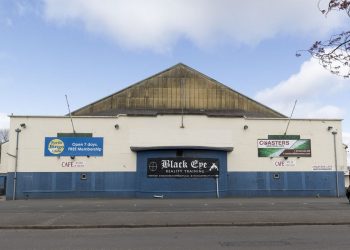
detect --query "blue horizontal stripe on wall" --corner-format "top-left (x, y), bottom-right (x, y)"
top-left (226, 171), bottom-right (345, 197)
top-left (6, 172), bottom-right (137, 200)
top-left (5, 171), bottom-right (345, 199)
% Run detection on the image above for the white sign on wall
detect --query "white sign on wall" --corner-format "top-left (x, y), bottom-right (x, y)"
top-left (273, 159), bottom-right (296, 167)
top-left (61, 161), bottom-right (86, 168)
top-left (312, 165), bottom-right (332, 171)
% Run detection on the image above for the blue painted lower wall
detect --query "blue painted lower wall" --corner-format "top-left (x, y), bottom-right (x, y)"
top-left (4, 149), bottom-right (345, 199)
top-left (5, 171), bottom-right (345, 199)
top-left (5, 172), bottom-right (137, 200)
top-left (227, 171), bottom-right (345, 197)
top-left (0, 175), bottom-right (6, 195)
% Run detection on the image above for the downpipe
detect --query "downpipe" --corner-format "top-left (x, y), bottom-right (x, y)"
top-left (216, 175), bottom-right (219, 198)
top-left (332, 131), bottom-right (339, 198)
top-left (13, 128), bottom-right (21, 200)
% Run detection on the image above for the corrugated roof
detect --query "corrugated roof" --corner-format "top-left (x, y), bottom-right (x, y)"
top-left (71, 63), bottom-right (286, 118)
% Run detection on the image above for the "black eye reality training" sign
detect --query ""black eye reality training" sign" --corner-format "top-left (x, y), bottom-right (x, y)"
top-left (147, 158), bottom-right (219, 178)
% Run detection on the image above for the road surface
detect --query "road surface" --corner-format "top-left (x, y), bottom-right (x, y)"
top-left (1, 225), bottom-right (349, 250)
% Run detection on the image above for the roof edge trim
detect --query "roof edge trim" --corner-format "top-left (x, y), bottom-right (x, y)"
top-left (130, 146), bottom-right (234, 152)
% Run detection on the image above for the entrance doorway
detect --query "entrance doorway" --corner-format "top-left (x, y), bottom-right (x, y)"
top-left (136, 149), bottom-right (228, 198)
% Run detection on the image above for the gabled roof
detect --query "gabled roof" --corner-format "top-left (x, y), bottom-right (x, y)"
top-left (71, 63), bottom-right (286, 118)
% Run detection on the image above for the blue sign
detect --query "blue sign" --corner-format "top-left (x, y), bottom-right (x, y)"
top-left (44, 137), bottom-right (103, 156)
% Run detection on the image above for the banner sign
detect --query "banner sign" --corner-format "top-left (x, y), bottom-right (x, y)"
top-left (147, 158), bottom-right (219, 178)
top-left (258, 136), bottom-right (311, 157)
top-left (44, 137), bottom-right (103, 157)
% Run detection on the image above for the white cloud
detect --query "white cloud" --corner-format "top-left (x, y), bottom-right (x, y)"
top-left (308, 105), bottom-right (345, 119)
top-left (255, 58), bottom-right (348, 119)
top-left (41, 0), bottom-right (347, 52)
top-left (0, 113), bottom-right (10, 129)
top-left (255, 58), bottom-right (350, 166)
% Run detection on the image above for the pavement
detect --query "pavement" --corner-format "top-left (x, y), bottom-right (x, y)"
top-left (0, 196), bottom-right (350, 229)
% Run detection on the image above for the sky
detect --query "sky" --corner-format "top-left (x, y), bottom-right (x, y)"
top-left (0, 0), bottom-right (349, 162)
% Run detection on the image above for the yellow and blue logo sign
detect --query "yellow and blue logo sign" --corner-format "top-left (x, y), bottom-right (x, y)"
top-left (44, 137), bottom-right (103, 157)
top-left (47, 139), bottom-right (65, 155)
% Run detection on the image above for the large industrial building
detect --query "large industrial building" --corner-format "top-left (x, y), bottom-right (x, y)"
top-left (0, 64), bottom-right (348, 199)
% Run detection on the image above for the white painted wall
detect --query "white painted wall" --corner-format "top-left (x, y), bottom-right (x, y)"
top-left (5, 115), bottom-right (346, 176)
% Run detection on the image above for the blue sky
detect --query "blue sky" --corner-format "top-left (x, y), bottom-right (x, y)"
top-left (0, 0), bottom-right (350, 156)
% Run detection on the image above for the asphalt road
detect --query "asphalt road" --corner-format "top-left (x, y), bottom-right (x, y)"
top-left (1, 197), bottom-right (350, 228)
top-left (1, 225), bottom-right (350, 250)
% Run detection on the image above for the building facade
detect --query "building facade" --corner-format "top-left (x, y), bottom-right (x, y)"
top-left (1, 64), bottom-right (348, 199)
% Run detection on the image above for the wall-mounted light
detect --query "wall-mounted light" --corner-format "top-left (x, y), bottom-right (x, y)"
top-left (20, 123), bottom-right (26, 129)
top-left (70, 156), bottom-right (75, 160)
top-left (243, 125), bottom-right (248, 130)
top-left (115, 114), bottom-right (127, 119)
top-left (284, 156), bottom-right (288, 160)
top-left (327, 126), bottom-right (333, 131)
top-left (114, 114), bottom-right (126, 129)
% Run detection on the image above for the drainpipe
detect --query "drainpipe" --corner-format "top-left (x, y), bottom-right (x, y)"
top-left (215, 175), bottom-right (219, 198)
top-left (13, 128), bottom-right (21, 200)
top-left (332, 131), bottom-right (339, 198)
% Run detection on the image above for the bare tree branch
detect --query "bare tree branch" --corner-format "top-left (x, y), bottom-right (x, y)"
top-left (319, 0), bottom-right (350, 16)
top-left (0, 129), bottom-right (9, 143)
top-left (298, 0), bottom-right (350, 78)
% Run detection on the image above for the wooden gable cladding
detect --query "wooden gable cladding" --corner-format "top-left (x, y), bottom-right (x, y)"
top-left (72, 63), bottom-right (285, 118)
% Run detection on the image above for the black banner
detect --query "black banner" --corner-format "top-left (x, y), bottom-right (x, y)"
top-left (147, 158), bottom-right (219, 178)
